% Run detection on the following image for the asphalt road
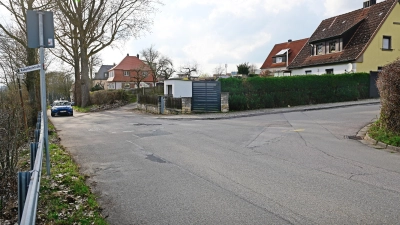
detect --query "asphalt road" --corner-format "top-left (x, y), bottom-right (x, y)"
top-left (50, 104), bottom-right (400, 225)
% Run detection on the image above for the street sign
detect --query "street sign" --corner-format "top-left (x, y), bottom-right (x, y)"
top-left (26, 10), bottom-right (55, 48)
top-left (18, 64), bottom-right (41, 73)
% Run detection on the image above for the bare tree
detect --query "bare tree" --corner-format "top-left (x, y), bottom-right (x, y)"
top-left (51, 14), bottom-right (82, 106)
top-left (161, 67), bottom-right (175, 80)
top-left (181, 62), bottom-right (198, 80)
top-left (131, 65), bottom-right (150, 89)
top-left (46, 71), bottom-right (73, 103)
top-left (249, 64), bottom-right (258, 74)
top-left (141, 45), bottom-right (174, 84)
top-left (89, 54), bottom-right (103, 81)
top-left (0, 0), bottom-right (54, 113)
top-left (56, 0), bottom-right (161, 107)
top-left (214, 64), bottom-right (225, 76)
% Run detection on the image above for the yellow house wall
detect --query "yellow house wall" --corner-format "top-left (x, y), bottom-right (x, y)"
top-left (357, 3), bottom-right (400, 72)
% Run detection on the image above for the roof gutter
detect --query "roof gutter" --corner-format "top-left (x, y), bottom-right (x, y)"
top-left (288, 59), bottom-right (355, 70)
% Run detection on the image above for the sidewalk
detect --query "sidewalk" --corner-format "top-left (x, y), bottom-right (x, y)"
top-left (156, 98), bottom-right (381, 120)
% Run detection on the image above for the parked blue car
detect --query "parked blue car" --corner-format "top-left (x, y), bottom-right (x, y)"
top-left (51, 100), bottom-right (73, 117)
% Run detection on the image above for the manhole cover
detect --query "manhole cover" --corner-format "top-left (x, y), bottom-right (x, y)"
top-left (344, 135), bottom-right (363, 140)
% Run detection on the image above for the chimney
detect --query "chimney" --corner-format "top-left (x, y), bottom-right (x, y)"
top-left (288, 39), bottom-right (292, 43)
top-left (137, 54), bottom-right (139, 58)
top-left (127, 53), bottom-right (129, 56)
top-left (363, 0), bottom-right (376, 8)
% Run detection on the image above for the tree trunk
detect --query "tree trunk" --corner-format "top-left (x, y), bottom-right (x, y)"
top-left (25, 48), bottom-right (40, 125)
top-left (74, 56), bottom-right (81, 107)
top-left (80, 46), bottom-right (90, 107)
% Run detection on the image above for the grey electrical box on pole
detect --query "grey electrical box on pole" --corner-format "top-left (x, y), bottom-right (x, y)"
top-left (26, 10), bottom-right (54, 176)
top-left (26, 10), bottom-right (55, 48)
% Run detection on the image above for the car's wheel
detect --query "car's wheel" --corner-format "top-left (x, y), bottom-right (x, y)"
top-left (70, 112), bottom-right (73, 116)
top-left (51, 113), bottom-right (55, 117)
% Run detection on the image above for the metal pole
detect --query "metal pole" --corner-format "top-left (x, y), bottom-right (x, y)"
top-left (38, 12), bottom-right (50, 175)
top-left (17, 76), bottom-right (28, 130)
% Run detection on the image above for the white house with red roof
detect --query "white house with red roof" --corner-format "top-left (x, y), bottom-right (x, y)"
top-left (260, 38), bottom-right (309, 77)
top-left (106, 54), bottom-right (156, 90)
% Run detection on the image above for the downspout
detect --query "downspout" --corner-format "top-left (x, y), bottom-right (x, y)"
top-left (286, 50), bottom-right (289, 76)
top-left (286, 50), bottom-right (288, 68)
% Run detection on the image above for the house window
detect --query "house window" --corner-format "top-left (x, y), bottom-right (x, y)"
top-left (305, 70), bottom-right (312, 75)
top-left (325, 69), bottom-right (334, 74)
top-left (167, 85), bottom-right (172, 96)
top-left (317, 43), bottom-right (324, 55)
top-left (382, 36), bottom-right (392, 50)
top-left (276, 57), bottom-right (283, 63)
top-left (123, 71), bottom-right (130, 76)
top-left (124, 83), bottom-right (130, 89)
top-left (104, 72), bottom-right (108, 78)
top-left (142, 71), bottom-right (148, 77)
top-left (329, 41), bottom-right (336, 53)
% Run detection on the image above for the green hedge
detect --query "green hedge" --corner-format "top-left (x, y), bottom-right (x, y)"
top-left (221, 73), bottom-right (370, 111)
top-left (90, 90), bottom-right (129, 105)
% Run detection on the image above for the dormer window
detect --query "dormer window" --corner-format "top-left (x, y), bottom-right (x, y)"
top-left (312, 38), bottom-right (342, 56)
top-left (317, 43), bottom-right (324, 55)
top-left (123, 71), bottom-right (130, 76)
top-left (273, 48), bottom-right (289, 64)
top-left (329, 41), bottom-right (337, 53)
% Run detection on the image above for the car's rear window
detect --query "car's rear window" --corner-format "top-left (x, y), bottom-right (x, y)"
top-left (53, 101), bottom-right (70, 106)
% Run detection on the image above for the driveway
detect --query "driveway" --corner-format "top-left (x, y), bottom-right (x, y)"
top-left (50, 103), bottom-right (400, 225)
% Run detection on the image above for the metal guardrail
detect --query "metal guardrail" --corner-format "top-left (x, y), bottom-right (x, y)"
top-left (18, 112), bottom-right (45, 225)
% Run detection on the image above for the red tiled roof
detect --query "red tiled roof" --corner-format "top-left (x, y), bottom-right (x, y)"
top-left (107, 55), bottom-right (156, 83)
top-left (260, 38), bottom-right (309, 70)
top-left (289, 0), bottom-right (397, 69)
top-left (109, 55), bottom-right (148, 71)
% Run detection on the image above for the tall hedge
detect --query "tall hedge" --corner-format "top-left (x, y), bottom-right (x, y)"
top-left (377, 59), bottom-right (400, 133)
top-left (90, 90), bottom-right (129, 105)
top-left (220, 73), bottom-right (370, 111)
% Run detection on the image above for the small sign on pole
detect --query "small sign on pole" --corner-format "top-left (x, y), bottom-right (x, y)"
top-left (18, 64), bottom-right (41, 73)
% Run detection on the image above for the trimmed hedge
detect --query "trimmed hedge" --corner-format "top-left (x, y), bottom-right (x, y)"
top-left (221, 73), bottom-right (370, 111)
top-left (90, 90), bottom-right (129, 105)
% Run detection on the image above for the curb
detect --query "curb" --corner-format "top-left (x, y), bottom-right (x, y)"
top-left (157, 100), bottom-right (381, 121)
top-left (357, 123), bottom-right (400, 153)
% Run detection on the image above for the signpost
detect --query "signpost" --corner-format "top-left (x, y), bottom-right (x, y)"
top-left (25, 10), bottom-right (54, 176)
top-left (18, 64), bottom-right (41, 73)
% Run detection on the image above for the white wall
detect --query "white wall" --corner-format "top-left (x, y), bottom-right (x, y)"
top-left (164, 80), bottom-right (192, 97)
top-left (291, 63), bottom-right (357, 75)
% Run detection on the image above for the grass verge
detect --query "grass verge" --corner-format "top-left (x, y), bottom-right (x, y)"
top-left (369, 120), bottom-right (400, 147)
top-left (73, 105), bottom-right (93, 113)
top-left (37, 122), bottom-right (108, 224)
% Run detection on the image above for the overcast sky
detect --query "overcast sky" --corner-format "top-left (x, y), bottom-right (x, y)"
top-left (0, 0), bottom-right (385, 76)
top-left (101, 0), bottom-right (385, 75)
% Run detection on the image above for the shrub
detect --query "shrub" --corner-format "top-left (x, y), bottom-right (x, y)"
top-left (91, 83), bottom-right (104, 92)
top-left (0, 86), bottom-right (31, 219)
top-left (377, 58), bottom-right (400, 133)
top-left (90, 90), bottom-right (128, 105)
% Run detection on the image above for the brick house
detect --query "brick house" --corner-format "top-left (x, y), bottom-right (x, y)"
top-left (107, 54), bottom-right (156, 90)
